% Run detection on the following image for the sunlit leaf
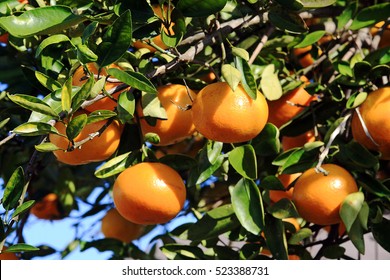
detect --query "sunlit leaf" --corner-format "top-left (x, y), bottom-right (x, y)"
top-left (11, 200), bottom-right (35, 219)
top-left (108, 68), bottom-right (157, 94)
top-left (13, 122), bottom-right (60, 136)
top-left (228, 145), bottom-right (257, 179)
top-left (66, 113), bottom-right (87, 141)
top-left (221, 64), bottom-right (241, 91)
top-left (8, 94), bottom-right (58, 119)
top-left (340, 192), bottom-right (364, 232)
top-left (2, 167), bottom-right (24, 210)
top-left (35, 34), bottom-right (71, 58)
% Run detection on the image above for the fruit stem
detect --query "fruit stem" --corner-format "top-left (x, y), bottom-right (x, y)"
top-left (354, 107), bottom-right (380, 147)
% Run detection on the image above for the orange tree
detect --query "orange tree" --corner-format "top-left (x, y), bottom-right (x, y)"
top-left (0, 0), bottom-right (390, 260)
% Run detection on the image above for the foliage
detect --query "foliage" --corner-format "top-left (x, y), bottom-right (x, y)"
top-left (0, 0), bottom-right (390, 260)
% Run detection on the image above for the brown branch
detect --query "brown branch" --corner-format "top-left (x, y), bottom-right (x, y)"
top-left (248, 26), bottom-right (275, 65)
top-left (0, 132), bottom-right (16, 147)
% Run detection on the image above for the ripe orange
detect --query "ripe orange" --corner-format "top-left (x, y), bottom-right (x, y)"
top-left (370, 21), bottom-right (390, 48)
top-left (282, 130), bottom-right (316, 151)
top-left (137, 84), bottom-right (196, 146)
top-left (191, 82), bottom-right (268, 143)
top-left (113, 162), bottom-right (186, 225)
top-left (292, 164), bottom-right (358, 226)
top-left (101, 208), bottom-right (144, 243)
top-left (351, 87), bottom-right (390, 160)
top-left (269, 173), bottom-right (301, 203)
top-left (133, 4), bottom-right (172, 52)
top-left (0, 246), bottom-right (19, 260)
top-left (49, 110), bottom-right (123, 165)
top-left (293, 46), bottom-right (322, 68)
top-left (72, 63), bottom-right (126, 112)
top-left (30, 193), bottom-right (65, 220)
top-left (267, 76), bottom-right (315, 128)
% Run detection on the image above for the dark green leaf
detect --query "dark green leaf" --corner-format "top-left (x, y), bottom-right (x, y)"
top-left (288, 228), bottom-right (313, 245)
top-left (300, 0), bottom-right (336, 8)
top-left (4, 244), bottom-right (39, 253)
top-left (108, 68), bottom-right (157, 94)
top-left (269, 8), bottom-right (307, 34)
top-left (228, 144), bottom-right (257, 179)
top-left (259, 175), bottom-right (285, 191)
top-left (268, 198), bottom-right (300, 219)
top-left (275, 0), bottom-right (304, 11)
top-left (196, 154), bottom-right (224, 185)
top-left (35, 34), bottom-right (71, 58)
top-left (187, 204), bottom-right (240, 242)
top-left (80, 238), bottom-right (123, 253)
top-left (372, 218), bottom-right (390, 253)
top-left (117, 90), bottom-right (135, 123)
top-left (161, 9), bottom-right (186, 48)
top-left (94, 151), bottom-right (140, 178)
top-left (8, 94), bottom-right (58, 118)
top-left (353, 61), bottom-right (371, 80)
top-left (159, 154), bottom-right (197, 171)
top-left (294, 31), bottom-right (326, 48)
top-left (13, 122), bottom-right (60, 136)
top-left (252, 123), bottom-right (280, 156)
top-left (364, 47), bottom-right (390, 65)
top-left (347, 216), bottom-right (365, 254)
top-left (322, 245), bottom-right (346, 259)
top-left (0, 6), bottom-right (85, 38)
top-left (231, 179), bottom-right (264, 235)
top-left (235, 56), bottom-right (257, 100)
top-left (340, 192), bottom-right (364, 232)
top-left (86, 110), bottom-right (117, 124)
top-left (350, 3), bottom-right (390, 30)
top-left (357, 172), bottom-right (390, 198)
top-left (177, 0), bottom-right (227, 17)
top-left (342, 140), bottom-right (378, 168)
top-left (97, 10), bottom-right (132, 67)
top-left (72, 76), bottom-right (94, 112)
top-left (264, 215), bottom-right (288, 260)
top-left (2, 167), bottom-right (24, 210)
top-left (82, 21), bottom-right (99, 44)
top-left (77, 44), bottom-right (98, 64)
top-left (66, 113), bottom-right (87, 141)
top-left (11, 200), bottom-right (35, 219)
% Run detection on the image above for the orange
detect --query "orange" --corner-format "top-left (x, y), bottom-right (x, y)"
top-left (0, 33), bottom-right (8, 44)
top-left (293, 46), bottom-right (322, 68)
top-left (292, 164), bottom-right (358, 226)
top-left (113, 162), bottom-right (186, 225)
top-left (370, 21), bottom-right (390, 48)
top-left (191, 82), bottom-right (268, 143)
top-left (30, 193), bottom-right (65, 220)
top-left (351, 87), bottom-right (390, 160)
top-left (133, 4), bottom-right (173, 52)
top-left (267, 76), bottom-right (315, 128)
top-left (269, 173), bottom-right (301, 203)
top-left (72, 63), bottom-right (126, 112)
top-left (282, 130), bottom-right (316, 151)
top-left (137, 84), bottom-right (196, 146)
top-left (0, 246), bottom-right (19, 260)
top-left (101, 208), bottom-right (145, 243)
top-left (49, 110), bottom-right (123, 165)
top-left (283, 217), bottom-right (301, 233)
top-left (199, 71), bottom-right (217, 84)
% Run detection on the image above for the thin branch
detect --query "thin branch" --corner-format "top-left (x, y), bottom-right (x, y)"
top-left (248, 26), bottom-right (275, 65)
top-left (0, 132), bottom-right (16, 147)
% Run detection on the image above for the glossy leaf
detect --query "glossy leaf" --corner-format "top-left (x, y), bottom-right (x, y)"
top-left (196, 154), bottom-right (224, 185)
top-left (221, 64), bottom-right (241, 92)
top-left (260, 64), bottom-right (283, 101)
top-left (350, 3), bottom-right (390, 30)
top-left (162, 244), bottom-right (209, 260)
top-left (231, 179), bottom-right (264, 235)
top-left (235, 56), bottom-right (257, 100)
top-left (357, 172), bottom-right (390, 198)
top-left (35, 34), bottom-right (71, 58)
top-left (66, 113), bottom-right (87, 141)
top-left (97, 10), bottom-right (132, 67)
top-left (267, 198), bottom-right (300, 219)
top-left (228, 144), bottom-right (257, 179)
top-left (340, 192), bottom-right (364, 232)
top-left (346, 91), bottom-right (367, 109)
top-left (161, 9), bottom-right (186, 48)
top-left (86, 110), bottom-right (117, 124)
top-left (252, 123), bottom-right (280, 156)
top-left (94, 152), bottom-right (139, 178)
top-left (77, 44), bottom-right (98, 64)
top-left (263, 215), bottom-right (288, 260)
top-left (288, 228), bottom-right (313, 245)
top-left (177, 0), bottom-right (227, 17)
top-left (187, 204), bottom-right (240, 242)
top-left (300, 0), bottom-right (336, 8)
top-left (269, 8), bottom-right (307, 34)
top-left (108, 68), bottom-right (157, 94)
top-left (0, 6), bottom-right (85, 38)
top-left (294, 31), bottom-right (326, 48)
top-left (347, 216), bottom-right (365, 254)
top-left (11, 200), bottom-right (35, 219)
top-left (231, 47), bottom-right (250, 61)
top-left (2, 166), bottom-right (24, 210)
top-left (61, 77), bottom-right (72, 113)
top-left (8, 94), bottom-right (58, 118)
top-left (35, 71), bottom-right (62, 92)
top-left (35, 142), bottom-right (61, 152)
top-left (259, 175), bottom-right (285, 191)
top-left (117, 90), bottom-right (135, 123)
top-left (72, 76), bottom-right (94, 112)
top-left (275, 0), bottom-right (304, 11)
top-left (342, 140), bottom-right (378, 169)
top-left (13, 122), bottom-right (60, 136)
top-left (159, 154), bottom-right (197, 171)
top-left (372, 218), bottom-right (390, 253)
top-left (336, 2), bottom-right (358, 31)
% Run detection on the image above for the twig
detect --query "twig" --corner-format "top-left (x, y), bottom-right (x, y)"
top-left (0, 132), bottom-right (16, 147)
top-left (248, 26), bottom-right (275, 65)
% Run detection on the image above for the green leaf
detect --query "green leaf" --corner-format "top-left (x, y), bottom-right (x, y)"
top-left (177, 0), bottom-right (227, 17)
top-left (347, 216), bottom-right (365, 254)
top-left (86, 110), bottom-right (117, 124)
top-left (61, 77), bottom-right (73, 113)
top-left (357, 172), bottom-right (390, 198)
top-left (268, 8), bottom-right (307, 34)
top-left (235, 56), bottom-right (257, 100)
top-left (221, 64), bottom-right (241, 92)
top-left (0, 118), bottom-right (10, 129)
top-left (264, 215), bottom-right (288, 260)
top-left (294, 31), bottom-right (326, 48)
top-left (94, 151), bottom-right (139, 178)
top-left (259, 175), bottom-right (285, 191)
top-left (364, 47), bottom-right (390, 66)
top-left (35, 71), bottom-right (62, 92)
top-left (231, 47), bottom-right (250, 61)
top-left (252, 123), bottom-right (280, 156)
top-left (159, 154), bottom-right (197, 171)
top-left (372, 218), bottom-right (390, 253)
top-left (323, 245), bottom-right (346, 259)
top-left (346, 91), bottom-right (367, 110)
top-left (8, 94), bottom-right (58, 118)
top-left (97, 10), bottom-right (132, 67)
top-left (334, 61), bottom-right (353, 78)
top-left (80, 239), bottom-right (123, 253)
top-left (0, 6), bottom-right (85, 38)
top-left (206, 140), bottom-right (223, 165)
top-left (11, 200), bottom-right (35, 219)
top-left (230, 179), bottom-right (264, 235)
top-left (343, 140), bottom-right (378, 168)
top-left (350, 3), bottom-right (390, 30)
top-left (13, 122), bottom-right (60, 136)
top-left (66, 113), bottom-right (87, 141)
top-left (228, 144), bottom-right (257, 179)
top-left (2, 167), bottom-right (24, 210)
top-left (162, 244), bottom-right (209, 260)
top-left (161, 9), bottom-right (186, 48)
top-left (288, 228), bottom-right (313, 245)
top-left (4, 244), bottom-right (40, 253)
top-left (72, 76), bottom-right (94, 112)
top-left (274, 0), bottom-right (304, 11)
top-left (340, 192), bottom-right (364, 232)
top-left (35, 142), bottom-right (61, 152)
top-left (35, 34), bottom-right (71, 58)
top-left (268, 198), bottom-right (300, 219)
top-left (76, 44), bottom-right (98, 64)
top-left (108, 68), bottom-right (157, 94)
top-left (300, 0), bottom-right (336, 8)
top-left (89, 77), bottom-right (106, 99)
top-left (196, 154), bottom-right (224, 185)
top-left (117, 90), bottom-right (135, 123)
top-left (260, 64), bottom-right (283, 101)
top-left (336, 2), bottom-right (358, 31)
top-left (187, 204), bottom-right (240, 242)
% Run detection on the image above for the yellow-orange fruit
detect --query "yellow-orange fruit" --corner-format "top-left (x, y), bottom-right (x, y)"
top-left (269, 173), bottom-right (301, 203)
top-left (292, 164), bottom-right (358, 226)
top-left (191, 82), bottom-right (268, 143)
top-left (113, 162), bottom-right (186, 225)
top-left (0, 246), bottom-right (19, 260)
top-left (282, 130), bottom-right (316, 151)
top-left (351, 87), bottom-right (390, 160)
top-left (30, 193), bottom-right (64, 220)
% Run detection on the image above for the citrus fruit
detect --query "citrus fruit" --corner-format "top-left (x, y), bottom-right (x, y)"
top-left (191, 82), bottom-right (268, 143)
top-left (113, 162), bottom-right (186, 225)
top-left (293, 45), bottom-right (322, 68)
top-left (0, 33), bottom-right (8, 44)
top-left (351, 87), bottom-right (390, 160)
top-left (370, 21), bottom-right (390, 48)
top-left (269, 173), bottom-right (301, 203)
top-left (30, 193), bottom-right (65, 220)
top-left (49, 110), bottom-right (123, 165)
top-left (292, 164), bottom-right (358, 225)
top-left (154, 134), bottom-right (204, 158)
top-left (282, 130), bottom-right (316, 151)
top-left (0, 246), bottom-right (19, 260)
top-left (267, 76), bottom-right (315, 128)
top-left (137, 84), bottom-right (196, 146)
top-left (101, 208), bottom-right (144, 243)
top-left (72, 63), bottom-right (126, 112)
